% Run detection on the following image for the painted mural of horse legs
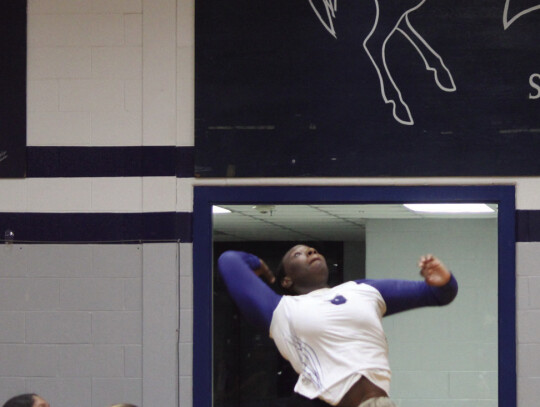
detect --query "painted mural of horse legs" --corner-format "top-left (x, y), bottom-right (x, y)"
top-left (363, 0), bottom-right (456, 125)
top-left (309, 0), bottom-right (456, 125)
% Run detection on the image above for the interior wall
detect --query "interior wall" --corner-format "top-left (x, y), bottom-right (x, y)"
top-left (0, 244), bottom-right (144, 407)
top-left (0, 0), bottom-right (538, 406)
top-left (366, 218), bottom-right (498, 407)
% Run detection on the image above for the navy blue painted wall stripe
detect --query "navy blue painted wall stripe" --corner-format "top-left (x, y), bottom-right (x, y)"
top-left (26, 146), bottom-right (194, 178)
top-left (0, 212), bottom-right (192, 243)
top-left (516, 210), bottom-right (540, 242)
top-left (0, 209), bottom-right (538, 244)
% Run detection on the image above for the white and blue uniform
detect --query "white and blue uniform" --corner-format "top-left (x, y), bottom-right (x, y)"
top-left (218, 251), bottom-right (458, 406)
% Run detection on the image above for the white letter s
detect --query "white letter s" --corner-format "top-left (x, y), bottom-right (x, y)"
top-left (529, 73), bottom-right (540, 99)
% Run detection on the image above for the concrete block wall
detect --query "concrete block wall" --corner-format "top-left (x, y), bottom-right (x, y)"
top-left (366, 218), bottom-right (498, 407)
top-left (0, 1), bottom-right (539, 407)
top-left (0, 244), bottom-right (144, 407)
top-left (1, 1), bottom-right (189, 406)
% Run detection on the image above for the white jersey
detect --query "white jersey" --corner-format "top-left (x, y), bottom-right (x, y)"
top-left (269, 281), bottom-right (390, 406)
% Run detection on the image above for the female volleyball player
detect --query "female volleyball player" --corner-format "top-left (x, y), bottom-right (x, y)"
top-left (218, 245), bottom-right (458, 407)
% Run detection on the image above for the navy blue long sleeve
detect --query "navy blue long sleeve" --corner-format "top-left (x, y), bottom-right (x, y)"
top-left (360, 275), bottom-right (458, 316)
top-left (218, 250), bottom-right (281, 331)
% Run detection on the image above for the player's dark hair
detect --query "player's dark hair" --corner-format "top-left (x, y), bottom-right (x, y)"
top-left (2, 394), bottom-right (37, 407)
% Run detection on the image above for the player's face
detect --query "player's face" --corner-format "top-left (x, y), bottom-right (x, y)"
top-left (283, 245), bottom-right (329, 290)
top-left (33, 395), bottom-right (50, 407)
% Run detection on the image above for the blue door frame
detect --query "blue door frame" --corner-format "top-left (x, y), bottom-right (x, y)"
top-left (193, 185), bottom-right (516, 407)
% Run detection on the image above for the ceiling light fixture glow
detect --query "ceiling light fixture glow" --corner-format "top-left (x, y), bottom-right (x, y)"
top-left (403, 203), bottom-right (494, 213)
top-left (212, 205), bottom-right (231, 214)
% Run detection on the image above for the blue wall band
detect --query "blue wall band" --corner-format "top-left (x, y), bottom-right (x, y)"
top-left (1, 207), bottom-right (539, 244)
top-left (0, 212), bottom-right (192, 244)
top-left (26, 146), bottom-right (194, 178)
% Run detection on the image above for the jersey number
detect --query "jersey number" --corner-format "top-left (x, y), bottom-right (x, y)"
top-left (330, 295), bottom-right (347, 305)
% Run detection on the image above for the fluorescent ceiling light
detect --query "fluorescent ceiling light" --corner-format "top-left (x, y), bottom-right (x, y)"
top-left (404, 203), bottom-right (494, 213)
top-left (212, 205), bottom-right (231, 214)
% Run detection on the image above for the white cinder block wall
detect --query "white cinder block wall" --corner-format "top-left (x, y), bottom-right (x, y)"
top-left (0, 0), bottom-right (538, 406)
top-left (1, 1), bottom-right (189, 406)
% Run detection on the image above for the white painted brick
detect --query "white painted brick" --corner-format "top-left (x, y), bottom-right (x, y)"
top-left (27, 179), bottom-right (92, 212)
top-left (92, 47), bottom-right (142, 79)
top-left (179, 243), bottom-right (192, 277)
top-left (28, 47), bottom-right (92, 79)
top-left (26, 378), bottom-right (92, 407)
top-left (91, 178), bottom-right (142, 212)
top-left (92, 0), bottom-right (142, 13)
top-left (124, 14), bottom-right (142, 46)
top-left (518, 310), bottom-right (540, 344)
top-left (60, 278), bottom-right (124, 311)
top-left (518, 377), bottom-right (540, 407)
top-left (124, 79), bottom-right (142, 112)
top-left (91, 378), bottom-right (142, 407)
top-left (528, 277), bottom-right (540, 308)
top-left (177, 45), bottom-right (194, 146)
top-left (29, 15), bottom-right (92, 47)
top-left (176, 178), bottom-right (194, 213)
top-left (389, 340), bottom-right (444, 372)
top-left (91, 311), bottom-right (142, 344)
top-left (179, 342), bottom-right (192, 376)
top-left (27, 245), bottom-right (92, 277)
top-left (515, 178), bottom-right (540, 210)
top-left (124, 278), bottom-right (142, 310)
top-left (58, 345), bottom-right (124, 377)
top-left (27, 111), bottom-right (92, 146)
top-left (26, 312), bottom-right (92, 344)
top-left (0, 378), bottom-right (26, 402)
top-left (517, 276), bottom-right (530, 310)
top-left (142, 243), bottom-right (178, 407)
top-left (142, 177), bottom-right (177, 212)
top-left (518, 343), bottom-right (540, 377)
top-left (179, 275), bottom-right (192, 310)
top-left (59, 79), bottom-right (125, 112)
top-left (91, 245), bottom-right (142, 278)
top-left (449, 371), bottom-right (497, 399)
top-left (517, 242), bottom-right (540, 276)
top-left (0, 312), bottom-right (25, 342)
top-left (124, 345), bottom-right (142, 377)
top-left (28, 80), bottom-right (59, 112)
top-left (179, 309), bottom-right (192, 343)
top-left (0, 245), bottom-right (28, 277)
top-left (179, 376), bottom-right (192, 407)
top-left (177, 0), bottom-right (194, 48)
top-left (28, 0), bottom-right (92, 14)
top-left (0, 279), bottom-right (59, 311)
top-left (0, 180), bottom-right (26, 212)
top-left (391, 371), bottom-right (449, 398)
top-left (0, 345), bottom-right (58, 376)
top-left (443, 342), bottom-right (497, 371)
top-left (90, 15), bottom-right (125, 46)
top-left (91, 110), bottom-right (142, 145)
top-left (392, 308), bottom-right (450, 342)
top-left (143, 0), bottom-right (176, 145)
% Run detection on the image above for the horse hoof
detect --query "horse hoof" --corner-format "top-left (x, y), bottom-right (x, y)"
top-left (391, 101), bottom-right (414, 126)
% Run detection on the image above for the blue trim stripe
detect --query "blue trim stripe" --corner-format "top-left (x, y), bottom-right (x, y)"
top-left (0, 212), bottom-right (192, 243)
top-left (26, 146), bottom-right (194, 178)
top-left (516, 210), bottom-right (540, 242)
top-left (1, 209), bottom-right (538, 244)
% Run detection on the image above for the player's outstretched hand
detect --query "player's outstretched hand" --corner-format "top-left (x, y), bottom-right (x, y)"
top-left (254, 259), bottom-right (276, 284)
top-left (419, 254), bottom-right (451, 287)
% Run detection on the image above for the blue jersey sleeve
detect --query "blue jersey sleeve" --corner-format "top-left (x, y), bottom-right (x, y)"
top-left (359, 274), bottom-right (458, 316)
top-left (217, 250), bottom-right (282, 332)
